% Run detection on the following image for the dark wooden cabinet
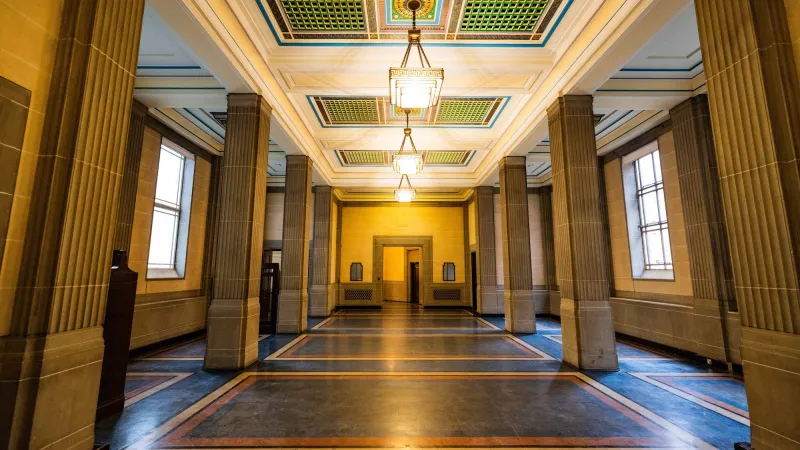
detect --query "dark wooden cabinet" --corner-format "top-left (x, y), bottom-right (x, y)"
top-left (96, 250), bottom-right (138, 421)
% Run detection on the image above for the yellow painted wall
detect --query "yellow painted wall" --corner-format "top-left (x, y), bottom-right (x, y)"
top-left (468, 201), bottom-right (476, 247)
top-left (340, 206), bottom-right (465, 283)
top-left (604, 131), bottom-right (693, 302)
top-left (383, 246), bottom-right (405, 281)
top-left (0, 0), bottom-right (65, 336)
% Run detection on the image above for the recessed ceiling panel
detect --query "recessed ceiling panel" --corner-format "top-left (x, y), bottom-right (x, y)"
top-left (460, 0), bottom-right (550, 32)
top-left (336, 150), bottom-right (474, 166)
top-left (310, 96), bottom-right (507, 128)
top-left (280, 0), bottom-right (366, 31)
top-left (259, 0), bottom-right (569, 44)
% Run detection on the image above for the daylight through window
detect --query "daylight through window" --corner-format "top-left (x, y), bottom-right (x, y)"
top-left (633, 150), bottom-right (672, 270)
top-left (148, 145), bottom-right (187, 271)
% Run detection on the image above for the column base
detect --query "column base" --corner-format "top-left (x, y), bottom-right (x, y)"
top-left (476, 285), bottom-right (500, 314)
top-left (308, 285), bottom-right (330, 317)
top-left (0, 327), bottom-right (105, 450)
top-left (560, 298), bottom-right (618, 370)
top-left (504, 289), bottom-right (537, 333)
top-left (205, 297), bottom-right (260, 369)
top-left (276, 289), bottom-right (308, 334)
top-left (692, 297), bottom-right (730, 362)
top-left (741, 328), bottom-right (800, 450)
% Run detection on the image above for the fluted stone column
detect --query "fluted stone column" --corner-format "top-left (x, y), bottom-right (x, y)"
top-left (695, 1), bottom-right (800, 447)
top-left (203, 156), bottom-right (223, 299)
top-left (547, 95), bottom-right (618, 370)
top-left (277, 155), bottom-right (313, 333)
top-left (474, 186), bottom-right (500, 314)
top-left (205, 94), bottom-right (270, 370)
top-left (0, 1), bottom-right (145, 448)
top-left (670, 95), bottom-right (736, 363)
top-left (498, 157), bottom-right (536, 333)
top-left (113, 100), bottom-right (149, 252)
top-left (309, 185), bottom-right (335, 317)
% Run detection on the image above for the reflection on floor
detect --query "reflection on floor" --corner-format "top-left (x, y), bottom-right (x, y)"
top-left (96, 302), bottom-right (750, 449)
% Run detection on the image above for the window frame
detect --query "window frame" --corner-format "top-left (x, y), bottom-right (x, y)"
top-left (442, 262), bottom-right (456, 282)
top-left (146, 139), bottom-right (196, 280)
top-left (632, 150), bottom-right (673, 272)
top-left (349, 262), bottom-right (363, 282)
top-left (621, 141), bottom-right (674, 280)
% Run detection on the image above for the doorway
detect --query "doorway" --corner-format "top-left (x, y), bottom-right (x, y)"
top-left (409, 262), bottom-right (420, 304)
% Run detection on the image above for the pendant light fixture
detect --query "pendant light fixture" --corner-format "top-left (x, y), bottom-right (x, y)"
top-left (393, 109), bottom-right (424, 175)
top-left (395, 174), bottom-right (416, 202)
top-left (389, 0), bottom-right (444, 109)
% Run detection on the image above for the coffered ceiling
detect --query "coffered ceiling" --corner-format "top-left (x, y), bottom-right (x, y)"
top-left (135, 0), bottom-right (704, 193)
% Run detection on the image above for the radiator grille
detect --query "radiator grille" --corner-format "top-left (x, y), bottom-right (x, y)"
top-left (344, 289), bottom-right (373, 301)
top-left (433, 289), bottom-right (461, 301)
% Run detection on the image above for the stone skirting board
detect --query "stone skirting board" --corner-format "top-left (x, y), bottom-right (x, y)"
top-left (339, 283), bottom-right (380, 307)
top-left (610, 296), bottom-right (741, 364)
top-left (383, 280), bottom-right (407, 302)
top-left (130, 290), bottom-right (208, 350)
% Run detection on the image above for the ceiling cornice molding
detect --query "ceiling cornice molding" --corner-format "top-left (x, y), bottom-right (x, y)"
top-left (474, 0), bottom-right (689, 186)
top-left (184, 0), bottom-right (336, 186)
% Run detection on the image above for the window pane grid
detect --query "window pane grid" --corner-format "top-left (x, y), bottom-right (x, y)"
top-left (148, 145), bottom-right (187, 271)
top-left (634, 150), bottom-right (672, 271)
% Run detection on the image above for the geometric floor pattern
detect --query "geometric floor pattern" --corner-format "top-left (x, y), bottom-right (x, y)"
top-left (97, 302), bottom-right (750, 449)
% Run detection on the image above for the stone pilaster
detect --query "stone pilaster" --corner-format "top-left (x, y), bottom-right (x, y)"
top-left (539, 187), bottom-right (557, 292)
top-left (670, 95), bottom-right (736, 362)
top-left (113, 100), bottom-right (148, 252)
top-left (547, 95), bottom-right (618, 370)
top-left (277, 155), bottom-right (313, 333)
top-left (695, 1), bottom-right (800, 447)
top-left (498, 157), bottom-right (536, 333)
top-left (309, 185), bottom-right (335, 317)
top-left (205, 94), bottom-right (270, 370)
top-left (474, 186), bottom-right (500, 314)
top-left (0, 1), bottom-right (145, 448)
top-left (203, 156), bottom-right (223, 299)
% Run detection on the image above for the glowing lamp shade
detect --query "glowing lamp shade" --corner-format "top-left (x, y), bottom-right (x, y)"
top-left (394, 188), bottom-right (416, 203)
top-left (393, 153), bottom-right (424, 175)
top-left (389, 67), bottom-right (444, 109)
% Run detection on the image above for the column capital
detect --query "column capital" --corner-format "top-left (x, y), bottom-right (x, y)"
top-left (547, 94), bottom-right (593, 117)
top-left (227, 93), bottom-right (272, 115)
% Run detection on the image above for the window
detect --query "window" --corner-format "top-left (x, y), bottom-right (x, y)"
top-left (350, 263), bottom-right (363, 281)
top-left (147, 141), bottom-right (195, 278)
top-left (633, 150), bottom-right (672, 271)
top-left (442, 262), bottom-right (455, 281)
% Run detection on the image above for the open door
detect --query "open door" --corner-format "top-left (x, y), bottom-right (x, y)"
top-left (259, 250), bottom-right (281, 334)
top-left (409, 262), bottom-right (420, 304)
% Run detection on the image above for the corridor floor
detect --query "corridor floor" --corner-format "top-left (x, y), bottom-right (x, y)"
top-left (97, 303), bottom-right (750, 449)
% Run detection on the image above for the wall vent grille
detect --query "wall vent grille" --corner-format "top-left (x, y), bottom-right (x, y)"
top-left (344, 289), bottom-right (373, 301)
top-left (433, 289), bottom-right (462, 301)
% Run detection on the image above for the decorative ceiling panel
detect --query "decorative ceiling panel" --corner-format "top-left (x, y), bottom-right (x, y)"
top-left (460, 0), bottom-right (550, 32)
top-left (435, 98), bottom-right (499, 125)
top-left (259, 0), bottom-right (569, 44)
top-left (310, 96), bottom-right (507, 127)
top-left (336, 150), bottom-right (474, 166)
top-left (280, 0), bottom-right (365, 31)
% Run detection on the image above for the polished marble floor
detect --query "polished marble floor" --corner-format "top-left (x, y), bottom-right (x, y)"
top-left (96, 302), bottom-right (750, 449)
